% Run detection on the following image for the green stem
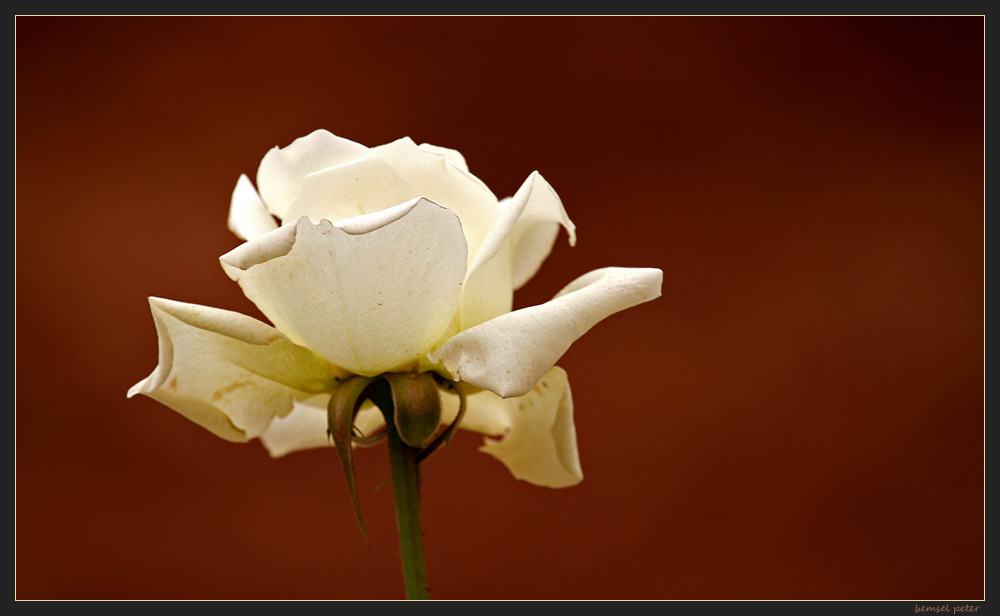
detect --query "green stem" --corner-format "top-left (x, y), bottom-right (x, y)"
top-left (369, 380), bottom-right (431, 600)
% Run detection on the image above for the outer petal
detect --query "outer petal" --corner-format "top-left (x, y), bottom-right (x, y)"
top-left (256, 129), bottom-right (370, 220)
top-left (282, 137), bottom-right (500, 256)
top-left (127, 297), bottom-right (346, 441)
top-left (450, 366), bottom-right (581, 488)
top-left (430, 267), bottom-right (663, 398)
top-left (259, 397), bottom-right (385, 457)
top-left (264, 367), bottom-right (582, 490)
top-left (228, 174), bottom-right (278, 241)
top-left (220, 198), bottom-right (467, 377)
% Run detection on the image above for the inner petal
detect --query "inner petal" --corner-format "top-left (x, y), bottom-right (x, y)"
top-left (220, 198), bottom-right (468, 376)
top-left (284, 137), bottom-right (500, 257)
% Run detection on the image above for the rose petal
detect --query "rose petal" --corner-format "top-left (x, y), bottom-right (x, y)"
top-left (260, 397), bottom-right (385, 457)
top-left (127, 297), bottom-right (346, 441)
top-left (457, 171), bottom-right (575, 330)
top-left (283, 137), bottom-right (499, 256)
top-left (510, 172), bottom-right (577, 289)
top-left (258, 397), bottom-right (329, 455)
top-left (457, 241), bottom-right (514, 332)
top-left (220, 198), bottom-right (468, 377)
top-left (461, 366), bottom-right (581, 488)
top-left (469, 171), bottom-right (576, 291)
top-left (264, 368), bottom-right (582, 490)
top-left (417, 142), bottom-right (469, 172)
top-left (430, 267), bottom-right (663, 398)
top-left (228, 174), bottom-right (278, 241)
top-left (256, 129), bottom-right (370, 220)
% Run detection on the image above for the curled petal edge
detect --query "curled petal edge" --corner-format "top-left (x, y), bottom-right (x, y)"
top-left (417, 142), bottom-right (469, 172)
top-left (228, 174), bottom-right (278, 241)
top-left (456, 366), bottom-right (581, 488)
top-left (455, 171), bottom-right (575, 330)
top-left (430, 267), bottom-right (663, 398)
top-left (127, 297), bottom-right (347, 442)
top-left (256, 129), bottom-right (370, 220)
top-left (468, 171), bottom-right (576, 291)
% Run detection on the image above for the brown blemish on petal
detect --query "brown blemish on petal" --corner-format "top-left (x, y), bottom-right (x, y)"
top-left (210, 380), bottom-right (254, 402)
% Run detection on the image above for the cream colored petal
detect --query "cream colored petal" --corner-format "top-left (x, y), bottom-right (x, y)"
top-left (509, 172), bottom-right (577, 290)
top-left (458, 243), bottom-right (514, 332)
top-left (283, 137), bottom-right (499, 255)
top-left (127, 297), bottom-right (346, 441)
top-left (439, 385), bottom-right (506, 437)
top-left (228, 174), bottom-right (278, 241)
top-left (469, 171), bottom-right (576, 290)
top-left (220, 198), bottom-right (467, 377)
top-left (456, 171), bottom-right (575, 330)
top-left (418, 142), bottom-right (469, 172)
top-left (461, 366), bottom-right (581, 488)
top-left (256, 129), bottom-right (369, 220)
top-left (259, 395), bottom-right (386, 457)
top-left (258, 396), bottom-right (330, 456)
top-left (430, 267), bottom-right (663, 398)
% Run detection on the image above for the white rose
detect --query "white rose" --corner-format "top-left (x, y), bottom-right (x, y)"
top-left (129, 130), bottom-right (661, 488)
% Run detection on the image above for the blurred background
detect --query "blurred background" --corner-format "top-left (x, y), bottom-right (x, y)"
top-left (16, 16), bottom-right (983, 600)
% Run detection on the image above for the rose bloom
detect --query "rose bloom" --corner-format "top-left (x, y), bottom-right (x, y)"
top-left (129, 131), bottom-right (661, 487)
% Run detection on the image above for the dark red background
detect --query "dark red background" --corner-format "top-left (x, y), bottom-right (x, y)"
top-left (15, 16), bottom-right (983, 600)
